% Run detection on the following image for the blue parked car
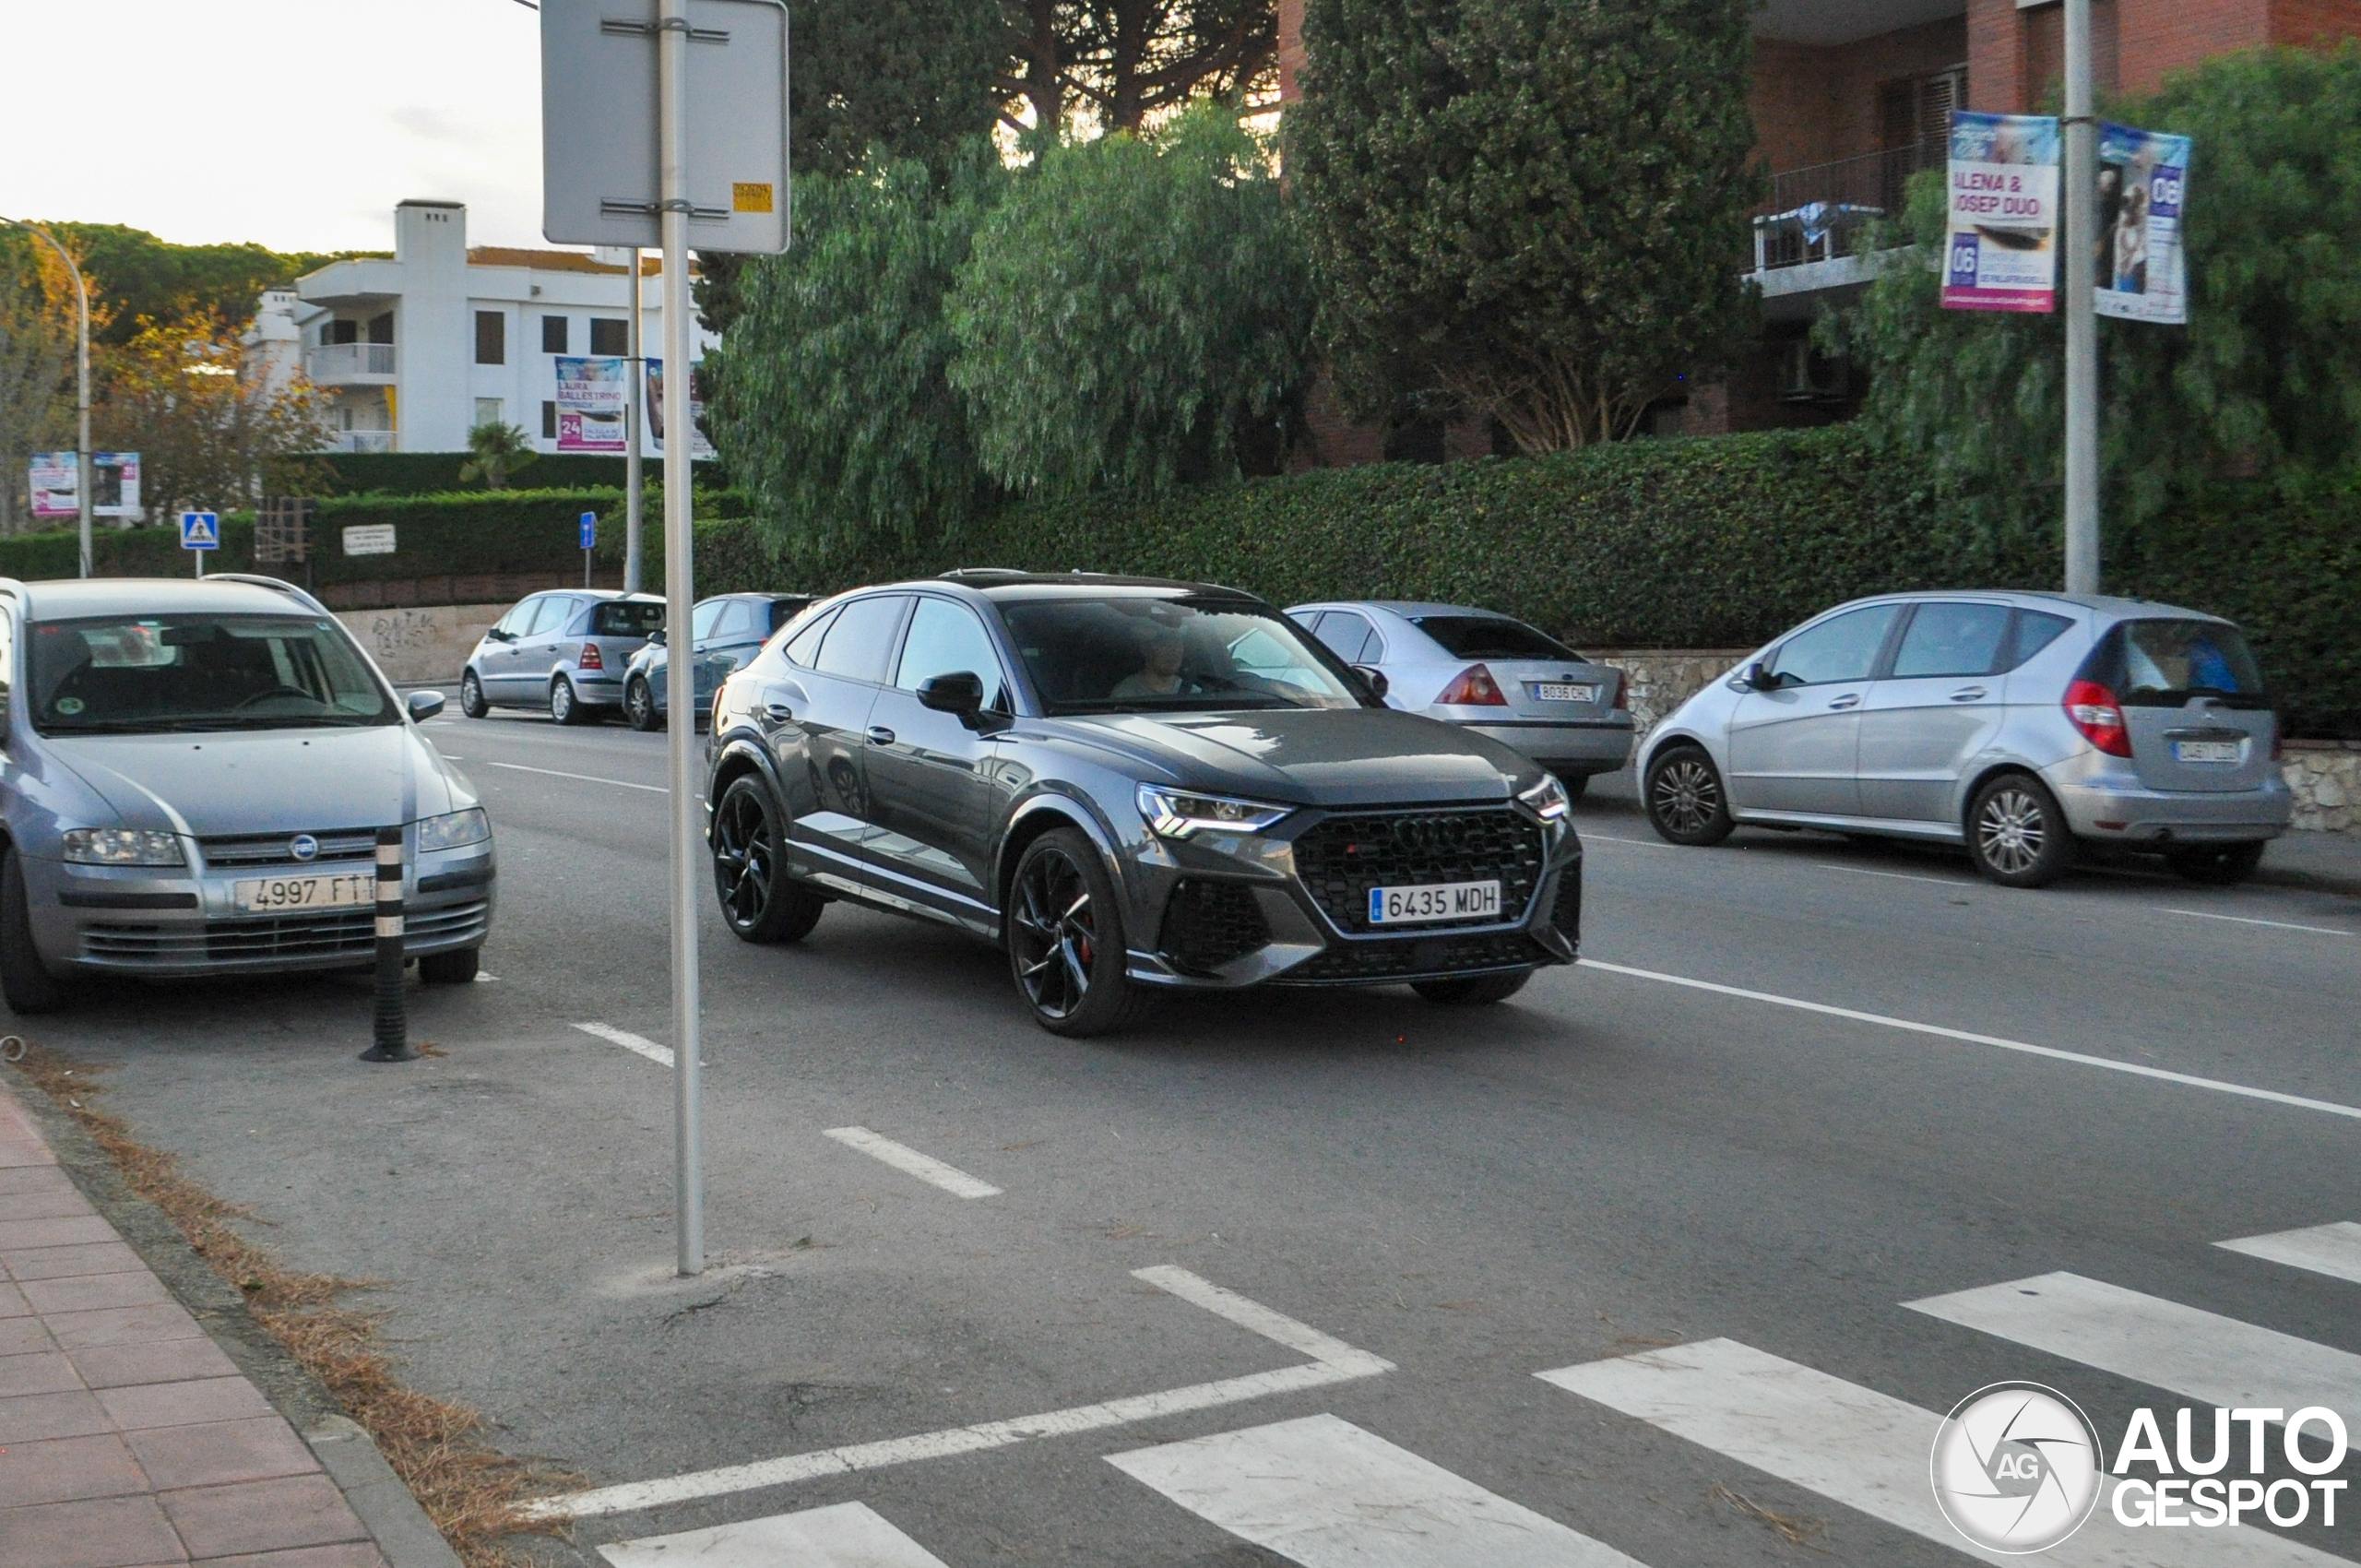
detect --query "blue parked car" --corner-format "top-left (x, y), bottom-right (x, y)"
top-left (623, 592), bottom-right (813, 731)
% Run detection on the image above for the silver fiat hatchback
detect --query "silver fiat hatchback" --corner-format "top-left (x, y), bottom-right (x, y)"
top-left (1636, 592), bottom-right (2291, 886)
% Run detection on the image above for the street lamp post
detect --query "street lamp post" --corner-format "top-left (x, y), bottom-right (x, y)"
top-left (2061, 0), bottom-right (2100, 595)
top-left (4, 220), bottom-right (92, 577)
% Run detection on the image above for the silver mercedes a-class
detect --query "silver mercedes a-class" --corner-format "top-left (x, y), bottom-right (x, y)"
top-left (0, 574), bottom-right (494, 1014)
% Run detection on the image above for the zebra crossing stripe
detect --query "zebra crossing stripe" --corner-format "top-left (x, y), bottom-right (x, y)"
top-left (1108, 1413), bottom-right (1647, 1568)
top-left (2219, 1222), bottom-right (2361, 1287)
top-left (1905, 1271), bottom-right (2361, 1419)
top-left (1538, 1337), bottom-right (2343, 1565)
top-left (596, 1501), bottom-right (949, 1566)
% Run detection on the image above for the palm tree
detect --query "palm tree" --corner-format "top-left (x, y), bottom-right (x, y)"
top-left (457, 421), bottom-right (538, 489)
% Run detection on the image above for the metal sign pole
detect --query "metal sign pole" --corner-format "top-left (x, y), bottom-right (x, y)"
top-left (625, 248), bottom-right (646, 594)
top-left (2062, 0), bottom-right (2100, 595)
top-left (659, 0), bottom-right (706, 1278)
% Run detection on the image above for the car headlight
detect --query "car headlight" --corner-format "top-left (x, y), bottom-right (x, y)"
top-left (1518, 773), bottom-right (1572, 823)
top-left (62, 828), bottom-right (186, 867)
top-left (415, 807), bottom-right (491, 853)
top-left (1136, 783), bottom-right (1294, 838)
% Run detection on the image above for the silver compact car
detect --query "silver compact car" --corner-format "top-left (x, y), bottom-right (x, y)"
top-left (458, 588), bottom-right (666, 724)
top-left (0, 575), bottom-right (495, 1013)
top-left (622, 592), bottom-right (814, 731)
top-left (1636, 591), bottom-right (2291, 887)
top-left (1285, 600), bottom-right (1633, 794)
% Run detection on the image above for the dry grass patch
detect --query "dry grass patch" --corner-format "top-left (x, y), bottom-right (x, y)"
top-left (11, 1041), bottom-right (568, 1567)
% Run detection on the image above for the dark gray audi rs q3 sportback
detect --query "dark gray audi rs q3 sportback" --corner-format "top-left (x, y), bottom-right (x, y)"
top-left (704, 573), bottom-right (1584, 1035)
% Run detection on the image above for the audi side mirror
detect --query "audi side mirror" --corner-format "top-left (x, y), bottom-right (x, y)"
top-left (1350, 664), bottom-right (1389, 701)
top-left (918, 670), bottom-right (986, 719)
top-left (407, 690), bottom-right (446, 721)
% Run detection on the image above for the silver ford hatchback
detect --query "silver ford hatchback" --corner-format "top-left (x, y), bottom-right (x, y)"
top-left (1636, 592), bottom-right (2291, 886)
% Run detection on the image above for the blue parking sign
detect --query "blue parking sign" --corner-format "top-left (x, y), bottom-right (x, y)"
top-left (579, 511), bottom-right (598, 551)
top-left (179, 510), bottom-right (219, 550)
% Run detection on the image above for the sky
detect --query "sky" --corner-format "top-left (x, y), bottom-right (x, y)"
top-left (2, 0), bottom-right (553, 254)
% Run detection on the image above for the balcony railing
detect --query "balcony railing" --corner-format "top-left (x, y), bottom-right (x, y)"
top-left (303, 342), bottom-right (397, 383)
top-left (324, 430), bottom-right (396, 454)
top-left (1750, 145), bottom-right (1934, 272)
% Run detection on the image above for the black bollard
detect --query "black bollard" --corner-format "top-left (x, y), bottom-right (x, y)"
top-left (360, 826), bottom-right (415, 1063)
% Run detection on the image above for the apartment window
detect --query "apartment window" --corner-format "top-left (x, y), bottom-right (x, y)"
top-left (541, 400), bottom-right (558, 439)
top-left (474, 310), bottom-right (505, 365)
top-left (324, 319), bottom-right (358, 346)
top-left (1880, 67), bottom-right (1964, 206)
top-left (475, 398), bottom-right (504, 429)
top-left (366, 311), bottom-right (395, 345)
top-left (542, 315), bottom-right (569, 353)
top-left (589, 317), bottom-right (628, 356)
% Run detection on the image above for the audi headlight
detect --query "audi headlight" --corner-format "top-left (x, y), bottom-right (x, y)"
top-left (62, 828), bottom-right (185, 867)
top-left (1136, 784), bottom-right (1293, 838)
top-left (415, 807), bottom-right (491, 853)
top-left (1518, 773), bottom-right (1572, 823)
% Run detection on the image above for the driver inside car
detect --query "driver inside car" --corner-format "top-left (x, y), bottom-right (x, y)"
top-left (1110, 624), bottom-right (1188, 700)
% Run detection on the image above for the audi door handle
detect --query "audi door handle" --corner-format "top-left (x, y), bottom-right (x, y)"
top-left (1951, 686), bottom-right (1989, 702)
top-left (763, 701), bottom-right (794, 722)
top-left (1827, 695), bottom-right (1860, 710)
top-left (866, 726), bottom-right (896, 746)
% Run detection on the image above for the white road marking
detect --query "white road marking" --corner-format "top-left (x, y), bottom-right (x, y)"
top-left (527, 1266), bottom-right (1393, 1520)
top-left (824, 1126), bottom-right (1003, 1199)
top-left (1540, 1337), bottom-right (2340, 1566)
top-left (2162, 908), bottom-right (2355, 937)
top-left (1109, 1413), bottom-right (1643, 1568)
top-left (574, 1021), bottom-right (673, 1068)
top-left (1572, 831), bottom-right (1670, 849)
top-left (2218, 1221), bottom-right (2361, 1286)
top-left (1905, 1271), bottom-right (2361, 1418)
top-left (598, 1502), bottom-right (950, 1567)
top-left (1575, 958), bottom-right (2361, 1122)
top-left (1824, 863), bottom-right (1975, 886)
top-left (484, 759), bottom-right (667, 792)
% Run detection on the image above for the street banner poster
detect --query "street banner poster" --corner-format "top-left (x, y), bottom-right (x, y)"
top-left (1942, 111), bottom-right (2060, 313)
top-left (553, 356), bottom-right (630, 452)
top-left (29, 452), bottom-right (141, 520)
top-left (644, 358), bottom-right (717, 460)
top-left (2096, 123), bottom-right (2191, 324)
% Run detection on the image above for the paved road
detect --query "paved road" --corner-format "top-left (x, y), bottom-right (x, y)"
top-left (18, 710), bottom-right (2360, 1567)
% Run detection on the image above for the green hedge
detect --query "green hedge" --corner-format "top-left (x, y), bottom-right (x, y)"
top-left (306, 451), bottom-right (725, 497)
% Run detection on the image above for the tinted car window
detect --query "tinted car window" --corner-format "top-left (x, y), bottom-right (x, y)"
top-left (2005, 610), bottom-right (2073, 670)
top-left (1766, 604), bottom-right (1901, 686)
top-left (1412, 615), bottom-right (1578, 661)
top-left (31, 615), bottom-right (396, 732)
top-left (1000, 595), bottom-right (1358, 713)
top-left (896, 598), bottom-right (1007, 707)
top-left (1891, 602), bottom-right (2012, 679)
top-left (768, 598), bottom-right (812, 634)
top-left (2095, 619), bottom-right (2267, 707)
top-left (813, 595), bottom-right (908, 683)
top-left (589, 600), bottom-right (665, 637)
top-left (782, 606), bottom-right (837, 667)
top-left (1311, 612), bottom-right (1378, 664)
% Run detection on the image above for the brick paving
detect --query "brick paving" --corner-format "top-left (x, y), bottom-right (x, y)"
top-left (0, 1087), bottom-right (388, 1568)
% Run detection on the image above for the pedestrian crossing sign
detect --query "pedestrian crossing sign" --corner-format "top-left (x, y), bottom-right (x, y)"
top-left (179, 510), bottom-right (219, 551)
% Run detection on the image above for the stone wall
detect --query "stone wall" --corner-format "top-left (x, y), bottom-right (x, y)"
top-left (2283, 740), bottom-right (2359, 834)
top-left (1585, 647), bottom-right (1750, 742)
top-left (338, 603), bottom-right (509, 687)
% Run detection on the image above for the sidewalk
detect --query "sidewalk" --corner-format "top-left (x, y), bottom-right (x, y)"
top-left (1579, 766), bottom-right (2361, 897)
top-left (0, 1086), bottom-right (390, 1568)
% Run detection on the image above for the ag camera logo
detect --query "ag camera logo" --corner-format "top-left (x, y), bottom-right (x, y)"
top-left (1931, 1383), bottom-right (2103, 1553)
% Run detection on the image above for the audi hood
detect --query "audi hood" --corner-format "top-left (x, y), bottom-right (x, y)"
top-left (1057, 707), bottom-right (1537, 807)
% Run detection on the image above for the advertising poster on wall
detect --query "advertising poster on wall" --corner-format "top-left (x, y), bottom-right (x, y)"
top-left (553, 356), bottom-right (630, 452)
top-left (29, 453), bottom-right (141, 519)
top-left (1942, 111), bottom-right (2060, 313)
top-left (2095, 123), bottom-right (2191, 324)
top-left (644, 358), bottom-right (717, 460)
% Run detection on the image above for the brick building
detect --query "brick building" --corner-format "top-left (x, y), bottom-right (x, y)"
top-left (1275, 0), bottom-right (2361, 459)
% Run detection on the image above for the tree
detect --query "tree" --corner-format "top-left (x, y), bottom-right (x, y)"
top-left (0, 242), bottom-right (91, 534)
top-left (457, 422), bottom-right (538, 491)
top-left (1823, 44), bottom-right (2361, 541)
top-left (0, 224), bottom-right (362, 349)
top-left (710, 145), bottom-right (1007, 557)
top-left (1002, 0), bottom-right (1278, 136)
top-left (1288, 0), bottom-right (1758, 452)
top-left (948, 108), bottom-right (1312, 494)
top-left (92, 314), bottom-right (330, 518)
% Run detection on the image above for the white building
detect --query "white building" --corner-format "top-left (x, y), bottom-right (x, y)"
top-left (272, 198), bottom-right (714, 455)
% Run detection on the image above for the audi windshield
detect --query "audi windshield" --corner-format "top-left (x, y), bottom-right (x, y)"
top-left (999, 596), bottom-right (1362, 714)
top-left (30, 614), bottom-right (398, 733)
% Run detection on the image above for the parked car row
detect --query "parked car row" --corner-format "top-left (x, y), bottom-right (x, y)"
top-left (457, 589), bottom-right (813, 730)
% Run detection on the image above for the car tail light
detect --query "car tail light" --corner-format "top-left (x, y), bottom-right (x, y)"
top-left (579, 641), bottom-right (604, 671)
top-left (1609, 670), bottom-right (1629, 710)
top-left (1438, 664), bottom-right (1508, 707)
top-left (2062, 677), bottom-right (2131, 756)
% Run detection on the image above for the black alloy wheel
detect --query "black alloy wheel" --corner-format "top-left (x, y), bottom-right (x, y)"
top-left (1006, 828), bottom-right (1145, 1038)
top-left (1966, 773), bottom-right (2073, 888)
top-left (1645, 745), bottom-right (1734, 847)
top-left (1412, 970), bottom-right (1533, 1005)
top-left (711, 777), bottom-right (825, 943)
top-left (2166, 840), bottom-right (2267, 885)
top-left (0, 848), bottom-right (65, 1015)
top-left (458, 670), bottom-right (489, 719)
top-left (624, 675), bottom-right (662, 731)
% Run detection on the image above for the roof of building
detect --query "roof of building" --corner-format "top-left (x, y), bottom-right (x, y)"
top-left (466, 247), bottom-right (665, 276)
